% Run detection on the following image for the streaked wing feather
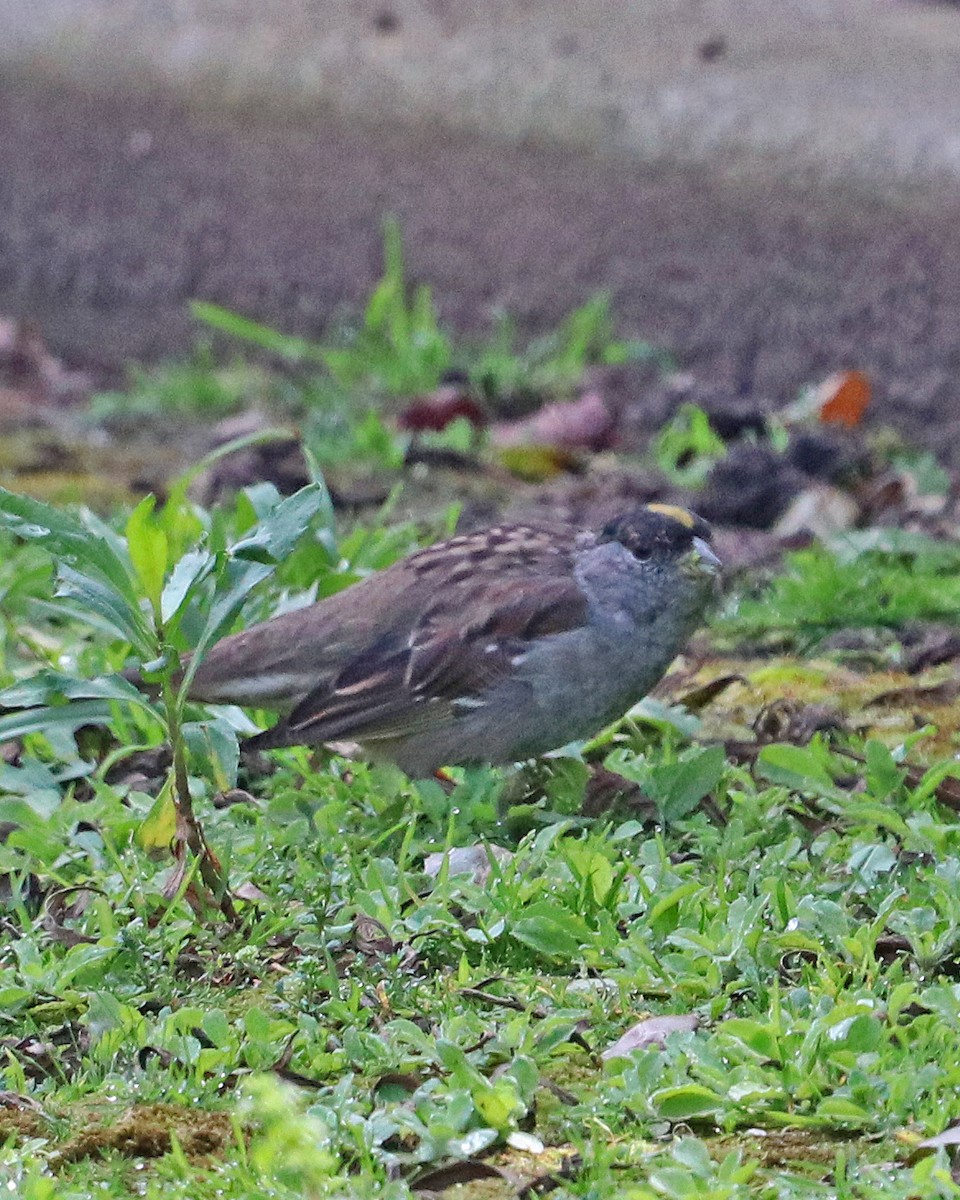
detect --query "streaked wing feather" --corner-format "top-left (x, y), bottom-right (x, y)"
top-left (259, 573), bottom-right (588, 749)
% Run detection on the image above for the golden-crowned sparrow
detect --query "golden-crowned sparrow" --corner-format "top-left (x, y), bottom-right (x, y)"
top-left (185, 503), bottom-right (720, 775)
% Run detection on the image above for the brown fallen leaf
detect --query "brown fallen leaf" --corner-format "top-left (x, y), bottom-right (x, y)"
top-left (0, 316), bottom-right (91, 413)
top-left (234, 881), bottom-right (269, 903)
top-left (412, 1159), bottom-right (510, 1194)
top-left (669, 674), bottom-right (746, 714)
top-left (42, 885), bottom-right (100, 947)
top-left (352, 914), bottom-right (395, 957)
top-left (903, 627), bottom-right (960, 674)
top-left (753, 700), bottom-right (845, 745)
top-left (867, 679), bottom-right (960, 707)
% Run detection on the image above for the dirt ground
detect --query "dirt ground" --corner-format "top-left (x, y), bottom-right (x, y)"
top-left (3, 77), bottom-right (960, 464)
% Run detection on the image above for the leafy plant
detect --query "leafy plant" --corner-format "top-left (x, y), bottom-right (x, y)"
top-left (469, 294), bottom-right (669, 403)
top-left (653, 403), bottom-right (727, 487)
top-left (196, 217), bottom-right (453, 398)
top-left (323, 217), bottom-right (453, 394)
top-left (193, 221), bottom-right (666, 415)
top-left (0, 469), bottom-right (332, 918)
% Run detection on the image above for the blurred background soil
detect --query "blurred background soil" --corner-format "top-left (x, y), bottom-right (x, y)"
top-left (3, 0), bottom-right (960, 463)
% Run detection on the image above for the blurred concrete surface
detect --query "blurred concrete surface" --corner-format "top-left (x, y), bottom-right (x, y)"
top-left (4, 0), bottom-right (960, 186)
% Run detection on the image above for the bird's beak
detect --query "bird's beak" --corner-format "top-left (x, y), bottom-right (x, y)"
top-left (692, 536), bottom-right (722, 574)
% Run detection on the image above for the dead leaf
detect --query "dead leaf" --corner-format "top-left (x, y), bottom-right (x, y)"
top-left (398, 386), bottom-right (487, 433)
top-left (773, 485), bottom-right (860, 539)
top-left (352, 915), bottom-right (395, 957)
top-left (581, 765), bottom-right (650, 820)
top-left (918, 1124), bottom-right (960, 1151)
top-left (873, 933), bottom-right (912, 962)
top-left (423, 843), bottom-right (514, 886)
top-left (753, 700), bottom-right (845, 744)
top-left (903, 627), bottom-right (960, 674)
top-left (601, 1013), bottom-right (700, 1060)
top-left (496, 444), bottom-right (583, 482)
top-left (413, 1160), bottom-right (510, 1195)
top-left (492, 390), bottom-right (616, 453)
top-left (0, 316), bottom-right (91, 414)
top-left (670, 674), bottom-right (746, 713)
top-left (234, 881), bottom-right (269, 903)
top-left (0, 1091), bottom-right (47, 1114)
top-left (42, 886), bottom-right (100, 947)
top-left (212, 788), bottom-right (260, 809)
top-left (816, 370), bottom-right (871, 428)
top-left (867, 679), bottom-right (960, 707)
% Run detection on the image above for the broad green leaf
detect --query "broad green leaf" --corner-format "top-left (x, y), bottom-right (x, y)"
top-left (0, 670), bottom-right (156, 713)
top-left (563, 842), bottom-right (615, 905)
top-left (648, 881), bottom-right (702, 936)
top-left (814, 1097), bottom-right (871, 1123)
top-left (201, 1008), bottom-right (232, 1048)
top-left (510, 903), bottom-right (590, 960)
top-left (191, 301), bottom-right (323, 360)
top-left (125, 495), bottom-right (168, 613)
top-left (474, 1079), bottom-right (524, 1132)
top-left (136, 776), bottom-right (177, 851)
top-left (183, 718), bottom-right (240, 791)
top-left (834, 1012), bottom-right (882, 1053)
top-left (864, 738), bottom-right (905, 802)
top-left (0, 758), bottom-right (62, 795)
top-left (652, 1084), bottom-right (723, 1120)
top-left (0, 486), bottom-right (137, 605)
top-left (756, 743), bottom-right (842, 799)
top-left (230, 484), bottom-right (329, 564)
top-left (191, 557), bottom-right (273, 658)
top-left (0, 700), bottom-right (120, 742)
top-left (720, 1019), bottom-right (781, 1062)
top-left (56, 565), bottom-right (152, 653)
top-left (0, 672), bottom-right (157, 744)
top-left (645, 745), bottom-right (726, 822)
top-left (160, 547), bottom-right (216, 628)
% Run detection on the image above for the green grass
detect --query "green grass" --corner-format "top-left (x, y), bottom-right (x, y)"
top-left (195, 218), bottom-right (666, 404)
top-left (95, 219), bottom-right (667, 445)
top-left (88, 349), bottom-right (282, 425)
top-left (720, 531), bottom-right (960, 647)
top-left (0, 479), bottom-right (959, 1196)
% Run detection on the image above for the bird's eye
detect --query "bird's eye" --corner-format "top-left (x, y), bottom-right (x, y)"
top-left (631, 545), bottom-right (653, 563)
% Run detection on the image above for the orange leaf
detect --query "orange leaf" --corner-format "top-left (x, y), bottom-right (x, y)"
top-left (817, 370), bottom-right (871, 428)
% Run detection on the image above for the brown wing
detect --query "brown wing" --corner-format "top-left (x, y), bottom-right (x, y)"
top-left (248, 525), bottom-right (588, 750)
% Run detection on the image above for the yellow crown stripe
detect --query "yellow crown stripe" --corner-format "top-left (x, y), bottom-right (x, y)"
top-left (645, 503), bottom-right (696, 529)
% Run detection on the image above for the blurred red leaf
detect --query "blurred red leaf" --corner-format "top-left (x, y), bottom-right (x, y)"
top-left (397, 386), bottom-right (487, 432)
